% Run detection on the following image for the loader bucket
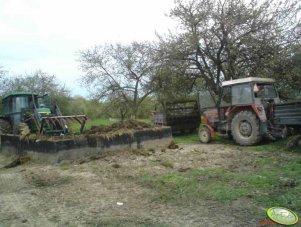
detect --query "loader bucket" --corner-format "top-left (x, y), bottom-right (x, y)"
top-left (40, 115), bottom-right (88, 135)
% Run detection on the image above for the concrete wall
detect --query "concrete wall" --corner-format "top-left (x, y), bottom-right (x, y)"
top-left (0, 127), bottom-right (172, 163)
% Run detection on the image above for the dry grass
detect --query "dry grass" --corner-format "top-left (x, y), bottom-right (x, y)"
top-left (24, 169), bottom-right (73, 187)
top-left (160, 159), bottom-right (174, 168)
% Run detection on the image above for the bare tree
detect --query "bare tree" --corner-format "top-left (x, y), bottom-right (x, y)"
top-left (273, 43), bottom-right (301, 99)
top-left (0, 69), bottom-right (71, 113)
top-left (4, 70), bottom-right (69, 97)
top-left (160, 0), bottom-right (300, 95)
top-left (79, 42), bottom-right (156, 119)
top-left (0, 65), bottom-right (9, 96)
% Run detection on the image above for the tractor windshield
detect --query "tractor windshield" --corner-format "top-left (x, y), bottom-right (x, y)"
top-left (254, 83), bottom-right (277, 99)
top-left (37, 95), bottom-right (51, 108)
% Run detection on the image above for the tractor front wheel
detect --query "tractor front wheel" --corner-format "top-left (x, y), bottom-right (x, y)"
top-left (199, 126), bottom-right (211, 143)
top-left (231, 111), bottom-right (262, 146)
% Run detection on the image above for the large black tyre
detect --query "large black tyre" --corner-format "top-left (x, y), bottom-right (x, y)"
top-left (231, 111), bottom-right (262, 146)
top-left (0, 119), bottom-right (12, 134)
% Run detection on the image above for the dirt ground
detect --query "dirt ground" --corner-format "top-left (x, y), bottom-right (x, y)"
top-left (0, 142), bottom-right (297, 227)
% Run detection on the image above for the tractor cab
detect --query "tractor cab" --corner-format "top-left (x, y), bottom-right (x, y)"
top-left (198, 77), bottom-right (282, 146)
top-left (1, 92), bottom-right (53, 132)
top-left (220, 77), bottom-right (280, 107)
top-left (2, 92), bottom-right (46, 126)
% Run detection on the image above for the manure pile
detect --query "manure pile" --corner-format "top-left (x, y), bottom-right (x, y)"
top-left (85, 119), bottom-right (151, 135)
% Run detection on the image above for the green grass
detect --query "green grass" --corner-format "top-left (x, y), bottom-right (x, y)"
top-left (85, 118), bottom-right (113, 128)
top-left (139, 157), bottom-right (301, 210)
top-left (250, 139), bottom-right (289, 152)
top-left (250, 138), bottom-right (301, 152)
top-left (174, 131), bottom-right (301, 152)
top-left (173, 133), bottom-right (199, 143)
top-left (85, 118), bottom-right (151, 127)
top-left (253, 159), bottom-right (301, 210)
top-left (137, 118), bottom-right (152, 124)
top-left (91, 218), bottom-right (168, 227)
top-left (166, 133), bottom-right (301, 207)
top-left (139, 169), bottom-right (248, 204)
top-left (253, 156), bottom-right (278, 167)
top-left (69, 118), bottom-right (112, 132)
top-left (173, 132), bottom-right (234, 145)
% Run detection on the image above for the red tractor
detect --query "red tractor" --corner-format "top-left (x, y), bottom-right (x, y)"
top-left (198, 77), bottom-right (301, 146)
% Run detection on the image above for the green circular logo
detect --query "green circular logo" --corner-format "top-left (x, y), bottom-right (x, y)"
top-left (267, 207), bottom-right (298, 226)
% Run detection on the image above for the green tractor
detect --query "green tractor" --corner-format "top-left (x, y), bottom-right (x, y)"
top-left (0, 92), bottom-right (87, 135)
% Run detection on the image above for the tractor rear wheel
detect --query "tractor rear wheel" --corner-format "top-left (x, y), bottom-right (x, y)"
top-left (231, 111), bottom-right (262, 146)
top-left (199, 126), bottom-right (211, 143)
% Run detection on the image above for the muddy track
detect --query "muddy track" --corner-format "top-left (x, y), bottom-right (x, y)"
top-left (0, 143), bottom-right (296, 226)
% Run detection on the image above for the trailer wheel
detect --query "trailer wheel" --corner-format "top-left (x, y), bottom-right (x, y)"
top-left (199, 126), bottom-right (211, 143)
top-left (231, 111), bottom-right (262, 146)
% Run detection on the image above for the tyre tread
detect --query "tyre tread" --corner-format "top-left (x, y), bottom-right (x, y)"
top-left (231, 110), bottom-right (262, 146)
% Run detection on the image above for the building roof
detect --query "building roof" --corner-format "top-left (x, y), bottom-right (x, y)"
top-left (222, 77), bottom-right (275, 87)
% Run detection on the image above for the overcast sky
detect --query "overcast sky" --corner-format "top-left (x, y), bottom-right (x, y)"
top-left (0, 0), bottom-right (176, 97)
